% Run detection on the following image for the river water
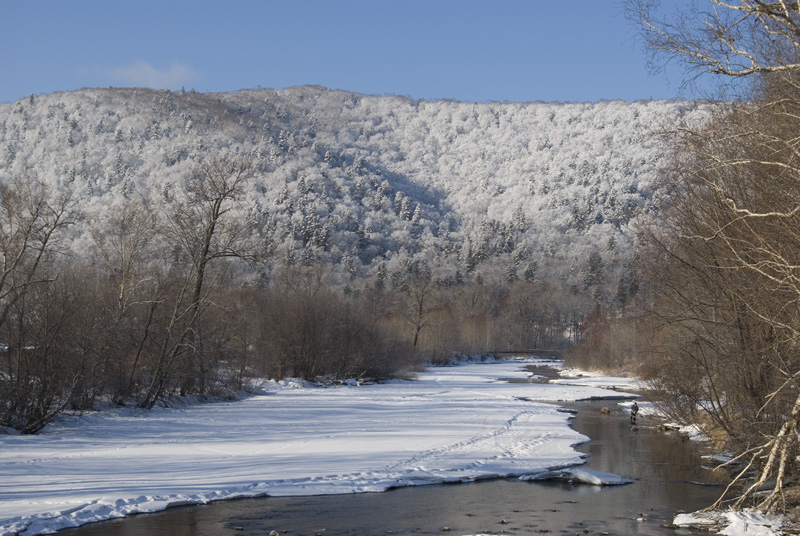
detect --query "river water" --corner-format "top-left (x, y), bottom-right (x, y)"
top-left (60, 371), bottom-right (727, 536)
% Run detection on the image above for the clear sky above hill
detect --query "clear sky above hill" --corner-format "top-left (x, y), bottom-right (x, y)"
top-left (1, 0), bottom-right (706, 105)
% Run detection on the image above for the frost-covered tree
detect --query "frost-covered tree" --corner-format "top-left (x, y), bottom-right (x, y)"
top-left (0, 85), bottom-right (715, 425)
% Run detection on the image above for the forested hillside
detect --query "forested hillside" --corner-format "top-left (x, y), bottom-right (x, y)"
top-left (0, 87), bottom-right (706, 431)
top-left (0, 86), bottom-right (703, 292)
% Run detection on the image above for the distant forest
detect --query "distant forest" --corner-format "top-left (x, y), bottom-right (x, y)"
top-left (0, 87), bottom-right (704, 432)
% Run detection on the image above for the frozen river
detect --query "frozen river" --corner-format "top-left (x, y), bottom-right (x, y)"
top-left (60, 398), bottom-right (726, 535)
top-left (2, 359), bottom-right (726, 535)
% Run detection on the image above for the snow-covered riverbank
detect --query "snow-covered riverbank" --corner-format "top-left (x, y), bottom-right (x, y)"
top-left (0, 358), bottom-right (784, 536)
top-left (0, 358), bottom-right (622, 534)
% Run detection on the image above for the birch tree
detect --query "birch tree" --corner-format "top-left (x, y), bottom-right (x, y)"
top-left (631, 0), bottom-right (800, 513)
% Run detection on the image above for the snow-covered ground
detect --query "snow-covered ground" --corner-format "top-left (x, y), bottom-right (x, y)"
top-left (0, 358), bottom-right (783, 536)
top-left (674, 511), bottom-right (785, 536)
top-left (551, 367), bottom-right (646, 391)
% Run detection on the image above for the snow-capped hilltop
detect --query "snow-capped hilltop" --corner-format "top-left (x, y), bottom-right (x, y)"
top-left (0, 86), bottom-right (705, 289)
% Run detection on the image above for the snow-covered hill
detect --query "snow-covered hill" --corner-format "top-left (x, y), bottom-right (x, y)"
top-left (0, 86), bottom-right (705, 296)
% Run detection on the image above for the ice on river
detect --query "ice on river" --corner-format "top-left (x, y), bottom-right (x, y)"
top-left (520, 467), bottom-right (633, 485)
top-left (0, 358), bottom-right (636, 535)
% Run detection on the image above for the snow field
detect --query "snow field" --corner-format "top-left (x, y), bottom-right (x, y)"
top-left (0, 359), bottom-right (619, 534)
top-left (2, 359), bottom-right (782, 536)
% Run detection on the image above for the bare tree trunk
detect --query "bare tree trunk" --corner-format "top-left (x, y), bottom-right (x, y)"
top-left (631, 0), bottom-right (800, 512)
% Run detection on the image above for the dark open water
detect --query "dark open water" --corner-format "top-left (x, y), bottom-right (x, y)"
top-left (60, 372), bottom-right (726, 536)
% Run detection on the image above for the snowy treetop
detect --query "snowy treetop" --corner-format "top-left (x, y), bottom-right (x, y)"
top-left (0, 86), bottom-right (707, 290)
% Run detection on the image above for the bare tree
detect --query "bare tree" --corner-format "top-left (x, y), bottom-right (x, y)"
top-left (0, 175), bottom-right (76, 433)
top-left (391, 260), bottom-right (439, 349)
top-left (85, 198), bottom-right (164, 401)
top-left (631, 0), bottom-right (800, 513)
top-left (0, 175), bottom-right (72, 333)
top-left (630, 0), bottom-right (800, 95)
top-left (140, 153), bottom-right (258, 407)
top-left (168, 154), bottom-right (257, 319)
top-left (255, 264), bottom-right (419, 381)
top-left (258, 264), bottom-right (339, 380)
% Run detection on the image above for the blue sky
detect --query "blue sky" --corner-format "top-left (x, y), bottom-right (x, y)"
top-left (0, 1), bottom-right (700, 105)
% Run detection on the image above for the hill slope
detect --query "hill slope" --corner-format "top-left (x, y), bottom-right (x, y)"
top-left (0, 86), bottom-right (703, 296)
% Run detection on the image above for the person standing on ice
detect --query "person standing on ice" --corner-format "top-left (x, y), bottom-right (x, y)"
top-left (630, 402), bottom-right (639, 424)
